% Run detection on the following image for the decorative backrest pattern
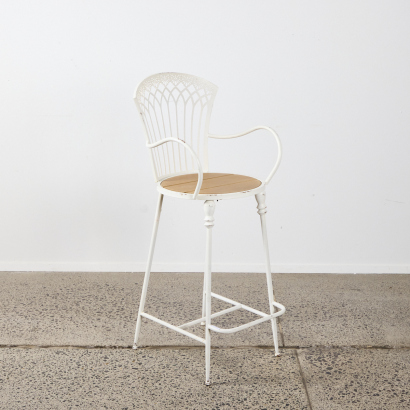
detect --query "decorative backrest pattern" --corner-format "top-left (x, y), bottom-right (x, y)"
top-left (134, 73), bottom-right (218, 181)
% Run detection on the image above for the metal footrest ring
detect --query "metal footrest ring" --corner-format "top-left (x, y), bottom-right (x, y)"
top-left (178, 293), bottom-right (285, 334)
top-left (208, 300), bottom-right (285, 334)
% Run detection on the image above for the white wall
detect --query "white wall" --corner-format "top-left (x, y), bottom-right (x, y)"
top-left (1, 0), bottom-right (409, 273)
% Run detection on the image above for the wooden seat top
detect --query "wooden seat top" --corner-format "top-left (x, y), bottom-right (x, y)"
top-left (160, 173), bottom-right (262, 195)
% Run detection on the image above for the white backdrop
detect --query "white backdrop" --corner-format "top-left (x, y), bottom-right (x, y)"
top-left (1, 0), bottom-right (409, 273)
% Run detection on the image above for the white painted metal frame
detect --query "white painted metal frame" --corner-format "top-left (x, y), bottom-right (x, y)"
top-left (133, 72), bottom-right (285, 386)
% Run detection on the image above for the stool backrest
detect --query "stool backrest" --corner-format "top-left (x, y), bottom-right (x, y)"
top-left (134, 72), bottom-right (218, 182)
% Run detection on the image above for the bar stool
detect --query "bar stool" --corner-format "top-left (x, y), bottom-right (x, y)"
top-left (132, 72), bottom-right (285, 385)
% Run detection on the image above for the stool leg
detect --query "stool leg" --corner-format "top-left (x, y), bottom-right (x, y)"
top-left (201, 273), bottom-right (206, 326)
top-left (255, 192), bottom-right (280, 356)
top-left (133, 193), bottom-right (164, 349)
top-left (204, 200), bottom-right (215, 385)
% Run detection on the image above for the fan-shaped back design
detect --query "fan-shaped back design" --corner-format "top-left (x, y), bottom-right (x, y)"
top-left (134, 73), bottom-right (218, 182)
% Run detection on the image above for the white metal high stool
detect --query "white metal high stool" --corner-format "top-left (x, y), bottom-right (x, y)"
top-left (132, 72), bottom-right (285, 385)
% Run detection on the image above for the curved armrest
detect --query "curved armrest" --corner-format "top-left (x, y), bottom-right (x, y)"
top-left (208, 126), bottom-right (282, 184)
top-left (146, 138), bottom-right (203, 199)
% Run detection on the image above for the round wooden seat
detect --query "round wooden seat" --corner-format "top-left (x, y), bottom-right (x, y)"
top-left (161, 173), bottom-right (262, 195)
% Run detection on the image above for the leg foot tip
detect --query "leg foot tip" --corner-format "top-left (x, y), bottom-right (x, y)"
top-left (275, 352), bottom-right (281, 357)
top-left (205, 380), bottom-right (211, 386)
top-left (132, 344), bottom-right (138, 350)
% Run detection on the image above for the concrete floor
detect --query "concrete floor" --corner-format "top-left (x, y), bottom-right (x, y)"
top-left (0, 272), bottom-right (409, 409)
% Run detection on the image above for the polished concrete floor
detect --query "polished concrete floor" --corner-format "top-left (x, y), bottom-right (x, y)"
top-left (0, 272), bottom-right (409, 409)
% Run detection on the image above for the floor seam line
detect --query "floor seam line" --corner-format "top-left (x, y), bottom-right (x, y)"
top-left (295, 349), bottom-right (314, 410)
top-left (1, 344), bottom-right (409, 350)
